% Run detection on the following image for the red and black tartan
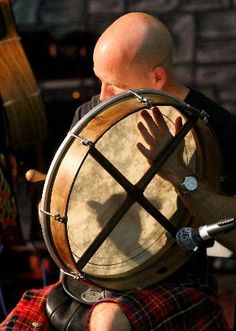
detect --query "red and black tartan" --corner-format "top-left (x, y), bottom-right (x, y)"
top-left (0, 283), bottom-right (57, 331)
top-left (87, 273), bottom-right (230, 330)
top-left (0, 275), bottom-right (230, 330)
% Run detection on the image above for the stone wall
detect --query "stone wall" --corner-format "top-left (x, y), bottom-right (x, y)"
top-left (86, 0), bottom-right (236, 114)
top-left (12, 0), bottom-right (236, 113)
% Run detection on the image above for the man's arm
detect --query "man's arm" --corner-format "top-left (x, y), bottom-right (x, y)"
top-left (137, 107), bottom-right (236, 253)
top-left (175, 179), bottom-right (236, 253)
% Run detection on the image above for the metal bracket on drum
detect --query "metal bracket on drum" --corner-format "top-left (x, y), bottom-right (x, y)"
top-left (40, 209), bottom-right (68, 224)
top-left (199, 109), bottom-right (209, 123)
top-left (68, 132), bottom-right (93, 146)
top-left (62, 269), bottom-right (87, 281)
top-left (184, 104), bottom-right (209, 123)
top-left (128, 89), bottom-right (153, 108)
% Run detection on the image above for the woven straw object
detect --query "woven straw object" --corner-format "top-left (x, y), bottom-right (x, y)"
top-left (0, 0), bottom-right (47, 150)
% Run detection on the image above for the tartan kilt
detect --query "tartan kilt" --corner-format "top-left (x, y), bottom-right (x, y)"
top-left (0, 274), bottom-right (230, 331)
top-left (86, 273), bottom-right (230, 331)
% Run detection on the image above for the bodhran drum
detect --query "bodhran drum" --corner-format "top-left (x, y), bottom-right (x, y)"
top-left (41, 89), bottom-right (222, 290)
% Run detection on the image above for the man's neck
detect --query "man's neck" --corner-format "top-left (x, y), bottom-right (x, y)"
top-left (162, 76), bottom-right (190, 100)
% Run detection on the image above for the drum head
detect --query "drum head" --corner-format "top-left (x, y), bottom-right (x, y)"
top-left (41, 89), bottom-right (222, 290)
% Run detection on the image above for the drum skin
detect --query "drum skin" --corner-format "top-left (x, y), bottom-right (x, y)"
top-left (40, 89), bottom-right (222, 290)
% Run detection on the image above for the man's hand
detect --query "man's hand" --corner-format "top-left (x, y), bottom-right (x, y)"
top-left (137, 107), bottom-right (188, 185)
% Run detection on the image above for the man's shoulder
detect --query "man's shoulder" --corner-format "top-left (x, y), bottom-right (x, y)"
top-left (80, 95), bottom-right (101, 114)
top-left (185, 88), bottom-right (236, 124)
top-left (71, 95), bottom-right (100, 127)
top-left (185, 88), bottom-right (222, 110)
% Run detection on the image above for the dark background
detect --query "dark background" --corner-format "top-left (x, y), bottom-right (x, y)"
top-left (0, 0), bottom-right (235, 325)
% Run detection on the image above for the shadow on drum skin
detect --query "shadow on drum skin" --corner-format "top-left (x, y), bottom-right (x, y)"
top-left (86, 192), bottom-right (162, 261)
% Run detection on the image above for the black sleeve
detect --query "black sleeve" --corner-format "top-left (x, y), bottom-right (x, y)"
top-left (186, 89), bottom-right (236, 195)
top-left (70, 95), bottom-right (101, 128)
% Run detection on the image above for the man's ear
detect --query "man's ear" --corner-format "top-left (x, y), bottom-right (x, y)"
top-left (152, 67), bottom-right (167, 89)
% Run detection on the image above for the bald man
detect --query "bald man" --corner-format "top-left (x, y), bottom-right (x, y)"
top-left (72, 12), bottom-right (236, 331)
top-left (1, 12), bottom-right (235, 331)
top-left (72, 11), bottom-right (236, 252)
top-left (93, 12), bottom-right (186, 100)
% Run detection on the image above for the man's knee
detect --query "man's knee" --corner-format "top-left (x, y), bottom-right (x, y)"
top-left (89, 302), bottom-right (131, 331)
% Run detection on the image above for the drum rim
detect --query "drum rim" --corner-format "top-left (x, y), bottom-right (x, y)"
top-left (40, 89), bottom-right (222, 289)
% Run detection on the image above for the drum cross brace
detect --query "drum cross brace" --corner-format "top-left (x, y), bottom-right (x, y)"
top-left (75, 113), bottom-right (199, 271)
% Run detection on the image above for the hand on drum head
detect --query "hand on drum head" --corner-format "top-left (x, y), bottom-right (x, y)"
top-left (137, 106), bottom-right (187, 184)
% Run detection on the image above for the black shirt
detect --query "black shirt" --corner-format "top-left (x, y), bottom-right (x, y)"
top-left (185, 89), bottom-right (236, 195)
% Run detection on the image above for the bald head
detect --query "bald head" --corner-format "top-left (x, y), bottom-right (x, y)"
top-left (93, 12), bottom-right (180, 100)
top-left (94, 12), bottom-right (173, 71)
